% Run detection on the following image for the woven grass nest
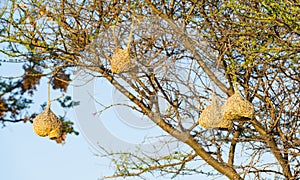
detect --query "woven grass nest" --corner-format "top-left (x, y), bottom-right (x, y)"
top-left (33, 105), bottom-right (62, 139)
top-left (109, 48), bottom-right (134, 74)
top-left (198, 91), bottom-right (254, 130)
top-left (223, 92), bottom-right (254, 121)
top-left (198, 104), bottom-right (232, 129)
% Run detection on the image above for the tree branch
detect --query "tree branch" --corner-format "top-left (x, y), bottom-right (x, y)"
top-left (228, 124), bottom-right (243, 166)
top-left (250, 119), bottom-right (292, 179)
top-left (87, 62), bottom-right (242, 179)
top-left (146, 0), bottom-right (231, 95)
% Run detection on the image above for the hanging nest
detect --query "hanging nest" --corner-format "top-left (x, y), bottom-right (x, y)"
top-left (198, 105), bottom-right (233, 129)
top-left (198, 95), bottom-right (233, 129)
top-left (223, 92), bottom-right (254, 122)
top-left (33, 105), bottom-right (63, 139)
top-left (109, 47), bottom-right (134, 74)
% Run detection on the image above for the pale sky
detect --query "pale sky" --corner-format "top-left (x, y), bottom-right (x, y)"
top-left (0, 62), bottom-right (214, 180)
top-left (0, 1), bottom-right (223, 177)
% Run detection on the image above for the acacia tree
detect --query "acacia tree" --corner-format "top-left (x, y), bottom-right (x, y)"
top-left (0, 0), bottom-right (300, 179)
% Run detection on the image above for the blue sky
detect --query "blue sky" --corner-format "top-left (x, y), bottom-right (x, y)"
top-left (0, 61), bottom-right (215, 180)
top-left (0, 121), bottom-right (105, 180)
top-left (0, 61), bottom-right (108, 180)
top-left (0, 1), bottom-right (222, 177)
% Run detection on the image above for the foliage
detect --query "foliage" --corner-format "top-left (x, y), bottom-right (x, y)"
top-left (0, 0), bottom-right (299, 179)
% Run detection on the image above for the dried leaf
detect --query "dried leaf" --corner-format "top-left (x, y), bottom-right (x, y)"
top-left (51, 72), bottom-right (70, 92)
top-left (22, 66), bottom-right (42, 91)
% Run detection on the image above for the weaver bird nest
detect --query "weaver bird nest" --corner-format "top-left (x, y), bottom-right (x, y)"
top-left (198, 104), bottom-right (233, 129)
top-left (198, 91), bottom-right (254, 129)
top-left (33, 105), bottom-right (63, 139)
top-left (109, 48), bottom-right (134, 74)
top-left (223, 92), bottom-right (254, 121)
